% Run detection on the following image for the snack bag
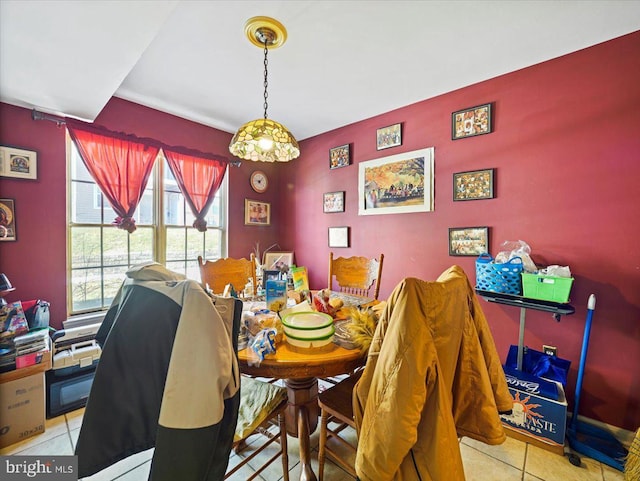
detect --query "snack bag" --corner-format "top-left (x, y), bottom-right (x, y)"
top-left (291, 266), bottom-right (310, 291)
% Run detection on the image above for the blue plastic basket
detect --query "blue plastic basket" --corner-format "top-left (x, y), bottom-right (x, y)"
top-left (475, 253), bottom-right (523, 295)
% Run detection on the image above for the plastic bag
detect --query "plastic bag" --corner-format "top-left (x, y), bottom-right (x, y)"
top-left (495, 240), bottom-right (538, 273)
top-left (540, 265), bottom-right (572, 278)
top-left (243, 310), bottom-right (283, 343)
top-left (247, 328), bottom-right (278, 367)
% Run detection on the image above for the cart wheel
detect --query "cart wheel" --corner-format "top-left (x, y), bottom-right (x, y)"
top-left (566, 452), bottom-right (581, 466)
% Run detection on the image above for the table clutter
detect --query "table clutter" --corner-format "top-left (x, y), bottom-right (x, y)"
top-left (0, 286), bottom-right (52, 448)
top-left (239, 280), bottom-right (383, 366)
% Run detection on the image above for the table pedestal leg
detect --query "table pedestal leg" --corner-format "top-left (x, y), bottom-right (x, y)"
top-left (297, 404), bottom-right (316, 481)
top-left (284, 377), bottom-right (319, 481)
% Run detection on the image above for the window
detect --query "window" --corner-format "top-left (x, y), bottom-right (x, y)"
top-left (68, 139), bottom-right (227, 315)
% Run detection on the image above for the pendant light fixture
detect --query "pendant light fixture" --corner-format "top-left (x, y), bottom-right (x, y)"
top-left (229, 16), bottom-right (300, 163)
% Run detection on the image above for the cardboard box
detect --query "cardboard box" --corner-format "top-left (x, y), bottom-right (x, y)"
top-left (266, 279), bottom-right (287, 312)
top-left (0, 372), bottom-right (46, 448)
top-left (500, 372), bottom-right (567, 446)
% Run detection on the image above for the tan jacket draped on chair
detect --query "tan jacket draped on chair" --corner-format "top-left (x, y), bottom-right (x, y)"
top-left (353, 266), bottom-right (512, 481)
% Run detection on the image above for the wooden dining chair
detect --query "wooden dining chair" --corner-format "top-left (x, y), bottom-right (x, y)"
top-left (328, 252), bottom-right (384, 300)
top-left (317, 372), bottom-right (362, 480)
top-left (218, 298), bottom-right (289, 480)
top-left (225, 376), bottom-right (289, 481)
top-left (197, 254), bottom-right (257, 296)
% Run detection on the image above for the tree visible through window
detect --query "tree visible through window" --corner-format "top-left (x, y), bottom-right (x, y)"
top-left (68, 139), bottom-right (226, 314)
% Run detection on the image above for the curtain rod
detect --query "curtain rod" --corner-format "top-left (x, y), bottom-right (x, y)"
top-left (31, 109), bottom-right (66, 126)
top-left (31, 109), bottom-right (241, 167)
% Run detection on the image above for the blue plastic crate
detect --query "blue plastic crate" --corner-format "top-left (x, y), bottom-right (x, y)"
top-left (475, 253), bottom-right (523, 295)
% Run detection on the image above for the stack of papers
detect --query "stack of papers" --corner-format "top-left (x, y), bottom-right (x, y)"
top-left (14, 328), bottom-right (49, 356)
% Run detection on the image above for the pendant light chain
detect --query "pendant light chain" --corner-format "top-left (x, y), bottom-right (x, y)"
top-left (263, 40), bottom-right (269, 119)
top-left (229, 17), bottom-right (300, 162)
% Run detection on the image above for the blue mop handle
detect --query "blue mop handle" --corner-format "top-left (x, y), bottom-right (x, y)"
top-left (571, 294), bottom-right (596, 431)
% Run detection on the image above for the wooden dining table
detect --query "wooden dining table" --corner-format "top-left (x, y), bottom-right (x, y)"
top-left (237, 341), bottom-right (365, 481)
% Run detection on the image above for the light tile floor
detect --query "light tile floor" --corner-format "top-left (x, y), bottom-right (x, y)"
top-left (0, 389), bottom-right (626, 481)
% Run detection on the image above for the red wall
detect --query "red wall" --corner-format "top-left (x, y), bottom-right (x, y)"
top-left (282, 32), bottom-right (640, 431)
top-left (0, 98), bottom-right (283, 327)
top-left (0, 32), bottom-right (638, 431)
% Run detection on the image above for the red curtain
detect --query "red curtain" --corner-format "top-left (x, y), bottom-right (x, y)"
top-left (66, 119), bottom-right (159, 233)
top-left (164, 149), bottom-right (227, 232)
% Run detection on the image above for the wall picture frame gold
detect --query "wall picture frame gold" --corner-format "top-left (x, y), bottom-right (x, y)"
top-left (244, 199), bottom-right (271, 226)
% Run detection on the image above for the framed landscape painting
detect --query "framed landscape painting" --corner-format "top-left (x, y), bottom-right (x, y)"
top-left (358, 147), bottom-right (434, 216)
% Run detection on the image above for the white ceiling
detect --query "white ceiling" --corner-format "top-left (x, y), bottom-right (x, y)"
top-left (2, 1), bottom-right (639, 141)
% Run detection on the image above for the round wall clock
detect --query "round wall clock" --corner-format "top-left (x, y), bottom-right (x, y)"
top-left (250, 170), bottom-right (269, 193)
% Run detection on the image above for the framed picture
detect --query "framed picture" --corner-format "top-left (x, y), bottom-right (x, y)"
top-left (328, 226), bottom-right (350, 248)
top-left (448, 226), bottom-right (489, 256)
top-left (263, 252), bottom-right (295, 271)
top-left (329, 144), bottom-right (350, 169)
top-left (244, 199), bottom-right (271, 226)
top-left (263, 270), bottom-right (282, 284)
top-left (323, 191), bottom-right (345, 213)
top-left (453, 168), bottom-right (495, 201)
top-left (451, 103), bottom-right (492, 140)
top-left (358, 147), bottom-right (434, 216)
top-left (0, 146), bottom-right (38, 180)
top-left (0, 199), bottom-right (17, 242)
top-left (376, 123), bottom-right (402, 150)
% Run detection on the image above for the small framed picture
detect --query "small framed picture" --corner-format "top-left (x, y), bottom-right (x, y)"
top-left (244, 199), bottom-right (271, 226)
top-left (330, 144), bottom-right (350, 169)
top-left (0, 198), bottom-right (17, 242)
top-left (451, 103), bottom-right (492, 140)
top-left (0, 145), bottom-right (38, 180)
top-left (453, 168), bottom-right (495, 201)
top-left (328, 226), bottom-right (350, 248)
top-left (263, 269), bottom-right (282, 284)
top-left (376, 123), bottom-right (402, 150)
top-left (448, 227), bottom-right (489, 256)
top-left (323, 191), bottom-right (345, 213)
top-left (263, 252), bottom-right (295, 271)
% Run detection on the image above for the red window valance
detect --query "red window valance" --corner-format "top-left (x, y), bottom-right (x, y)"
top-left (66, 118), bottom-right (232, 233)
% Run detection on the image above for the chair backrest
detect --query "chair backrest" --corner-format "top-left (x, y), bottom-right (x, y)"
top-left (328, 252), bottom-right (384, 300)
top-left (197, 254), bottom-right (257, 296)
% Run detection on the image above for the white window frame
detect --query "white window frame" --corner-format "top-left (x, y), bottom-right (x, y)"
top-left (66, 135), bottom-right (228, 316)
